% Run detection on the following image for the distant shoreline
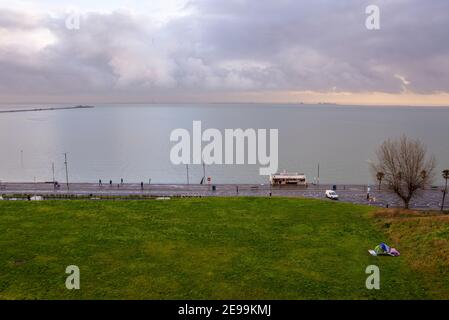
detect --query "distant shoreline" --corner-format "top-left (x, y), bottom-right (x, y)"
top-left (1, 103), bottom-right (449, 108)
top-left (0, 105), bottom-right (94, 114)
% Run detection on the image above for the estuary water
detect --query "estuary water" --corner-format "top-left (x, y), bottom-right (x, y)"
top-left (0, 103), bottom-right (448, 184)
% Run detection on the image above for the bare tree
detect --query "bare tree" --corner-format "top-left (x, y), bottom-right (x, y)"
top-left (371, 135), bottom-right (436, 209)
top-left (442, 169), bottom-right (449, 212)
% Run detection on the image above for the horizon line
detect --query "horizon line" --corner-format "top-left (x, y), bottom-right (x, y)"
top-left (1, 102), bottom-right (449, 108)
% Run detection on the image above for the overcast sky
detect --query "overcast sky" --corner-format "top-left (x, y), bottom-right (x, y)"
top-left (0, 0), bottom-right (448, 105)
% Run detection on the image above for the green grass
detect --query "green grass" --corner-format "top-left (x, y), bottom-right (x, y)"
top-left (0, 198), bottom-right (444, 299)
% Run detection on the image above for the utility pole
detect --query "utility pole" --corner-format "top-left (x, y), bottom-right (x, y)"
top-left (186, 164), bottom-right (190, 185)
top-left (202, 161), bottom-right (206, 184)
top-left (317, 163), bottom-right (320, 187)
top-left (52, 162), bottom-right (55, 190)
top-left (64, 153), bottom-right (69, 191)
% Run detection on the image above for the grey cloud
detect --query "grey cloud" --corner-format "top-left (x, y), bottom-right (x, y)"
top-left (0, 0), bottom-right (448, 100)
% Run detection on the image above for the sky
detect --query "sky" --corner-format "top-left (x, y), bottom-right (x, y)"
top-left (0, 0), bottom-right (449, 105)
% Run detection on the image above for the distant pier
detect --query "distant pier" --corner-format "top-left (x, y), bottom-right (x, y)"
top-left (0, 105), bottom-right (94, 114)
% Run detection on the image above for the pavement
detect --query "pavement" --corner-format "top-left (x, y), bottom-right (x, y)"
top-left (1, 182), bottom-right (447, 210)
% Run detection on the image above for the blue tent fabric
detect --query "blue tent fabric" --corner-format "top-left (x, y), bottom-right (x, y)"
top-left (372, 243), bottom-right (400, 256)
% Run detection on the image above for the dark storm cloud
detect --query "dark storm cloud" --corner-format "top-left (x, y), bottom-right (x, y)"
top-left (0, 0), bottom-right (448, 99)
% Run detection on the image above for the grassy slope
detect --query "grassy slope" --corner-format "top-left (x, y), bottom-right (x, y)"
top-left (373, 209), bottom-right (449, 299)
top-left (0, 198), bottom-right (436, 300)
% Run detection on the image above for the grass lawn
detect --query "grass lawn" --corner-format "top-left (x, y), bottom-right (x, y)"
top-left (0, 197), bottom-right (447, 300)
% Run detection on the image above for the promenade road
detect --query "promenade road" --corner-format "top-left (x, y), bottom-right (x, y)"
top-left (1, 182), bottom-right (447, 210)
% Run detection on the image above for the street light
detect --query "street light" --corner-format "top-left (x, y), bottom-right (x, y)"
top-left (441, 169), bottom-right (449, 212)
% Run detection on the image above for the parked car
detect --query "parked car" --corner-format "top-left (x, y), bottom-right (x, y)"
top-left (325, 190), bottom-right (339, 200)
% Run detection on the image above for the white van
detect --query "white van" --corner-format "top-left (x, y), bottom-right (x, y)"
top-left (325, 190), bottom-right (339, 200)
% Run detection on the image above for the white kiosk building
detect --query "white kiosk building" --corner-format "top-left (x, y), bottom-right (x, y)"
top-left (270, 171), bottom-right (307, 186)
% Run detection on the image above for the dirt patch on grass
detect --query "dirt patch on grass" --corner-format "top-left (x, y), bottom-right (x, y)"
top-left (372, 209), bottom-right (449, 299)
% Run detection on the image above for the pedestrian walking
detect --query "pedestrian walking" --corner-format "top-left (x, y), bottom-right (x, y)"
top-left (141, 182), bottom-right (144, 190)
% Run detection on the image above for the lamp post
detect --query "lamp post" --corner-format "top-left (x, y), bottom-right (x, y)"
top-left (442, 169), bottom-right (449, 212)
top-left (64, 153), bottom-right (69, 191)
